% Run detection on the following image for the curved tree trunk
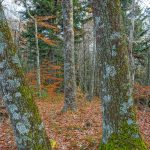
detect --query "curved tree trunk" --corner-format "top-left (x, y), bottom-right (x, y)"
top-left (92, 0), bottom-right (147, 149)
top-left (0, 4), bottom-right (51, 150)
top-left (62, 0), bottom-right (76, 112)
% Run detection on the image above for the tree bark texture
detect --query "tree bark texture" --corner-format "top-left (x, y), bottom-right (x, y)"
top-left (62, 0), bottom-right (77, 111)
top-left (92, 0), bottom-right (147, 149)
top-left (0, 4), bottom-right (51, 150)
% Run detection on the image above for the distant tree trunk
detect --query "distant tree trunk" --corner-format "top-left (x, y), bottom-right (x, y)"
top-left (77, 39), bottom-right (85, 90)
top-left (62, 0), bottom-right (76, 112)
top-left (0, 4), bottom-right (51, 150)
top-left (83, 35), bottom-right (88, 94)
top-left (35, 18), bottom-right (42, 97)
top-left (146, 50), bottom-right (150, 85)
top-left (92, 0), bottom-right (103, 98)
top-left (75, 41), bottom-right (81, 86)
top-left (25, 0), bottom-right (41, 97)
top-left (88, 13), bottom-right (96, 101)
top-left (128, 0), bottom-right (135, 86)
top-left (87, 29), bottom-right (96, 101)
top-left (92, 0), bottom-right (147, 149)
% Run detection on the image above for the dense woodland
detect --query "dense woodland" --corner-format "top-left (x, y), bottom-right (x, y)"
top-left (0, 0), bottom-right (150, 150)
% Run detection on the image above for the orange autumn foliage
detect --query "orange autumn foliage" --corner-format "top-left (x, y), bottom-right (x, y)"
top-left (37, 33), bottom-right (57, 46)
top-left (38, 22), bottom-right (59, 32)
top-left (25, 59), bottom-right (63, 96)
top-left (36, 15), bottom-right (59, 46)
top-left (37, 16), bottom-right (56, 21)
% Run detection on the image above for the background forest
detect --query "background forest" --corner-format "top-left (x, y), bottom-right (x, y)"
top-left (0, 0), bottom-right (150, 150)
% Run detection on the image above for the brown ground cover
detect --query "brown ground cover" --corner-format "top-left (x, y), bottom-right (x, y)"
top-left (0, 94), bottom-right (150, 150)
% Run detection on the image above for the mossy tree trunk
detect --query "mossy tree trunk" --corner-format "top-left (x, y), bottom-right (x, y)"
top-left (0, 4), bottom-right (51, 150)
top-left (62, 0), bottom-right (76, 112)
top-left (92, 0), bottom-right (148, 149)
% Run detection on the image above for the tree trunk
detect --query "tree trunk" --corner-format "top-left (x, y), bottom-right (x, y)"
top-left (35, 19), bottom-right (42, 97)
top-left (77, 39), bottom-right (85, 90)
top-left (83, 35), bottom-right (88, 94)
top-left (92, 0), bottom-right (102, 98)
top-left (146, 50), bottom-right (150, 86)
top-left (62, 0), bottom-right (76, 112)
top-left (87, 28), bottom-right (96, 101)
top-left (25, 0), bottom-right (42, 97)
top-left (92, 0), bottom-right (147, 149)
top-left (0, 4), bottom-right (51, 150)
top-left (128, 0), bottom-right (135, 86)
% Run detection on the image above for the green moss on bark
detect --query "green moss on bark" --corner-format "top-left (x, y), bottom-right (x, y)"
top-left (92, 0), bottom-right (148, 149)
top-left (0, 4), bottom-right (51, 150)
top-left (99, 121), bottom-right (148, 150)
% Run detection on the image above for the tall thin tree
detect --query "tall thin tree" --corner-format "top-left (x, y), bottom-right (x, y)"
top-left (25, 1), bottom-right (42, 97)
top-left (129, 0), bottom-right (136, 86)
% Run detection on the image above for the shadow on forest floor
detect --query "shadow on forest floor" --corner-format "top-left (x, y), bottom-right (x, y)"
top-left (0, 93), bottom-right (150, 150)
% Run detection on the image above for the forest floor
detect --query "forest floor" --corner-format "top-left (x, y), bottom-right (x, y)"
top-left (0, 92), bottom-right (150, 150)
